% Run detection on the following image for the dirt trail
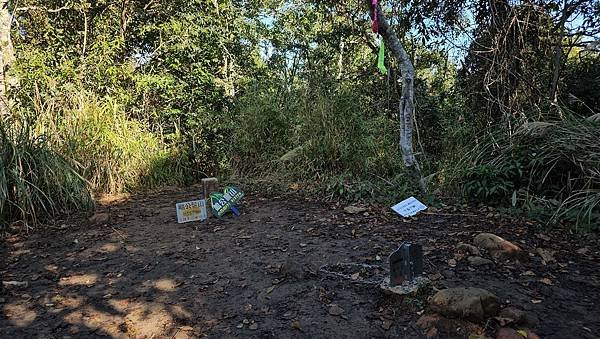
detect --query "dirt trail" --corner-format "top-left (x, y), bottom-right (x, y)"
top-left (1, 185), bottom-right (599, 338)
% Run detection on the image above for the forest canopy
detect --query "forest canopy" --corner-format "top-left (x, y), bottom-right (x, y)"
top-left (1, 0), bottom-right (599, 230)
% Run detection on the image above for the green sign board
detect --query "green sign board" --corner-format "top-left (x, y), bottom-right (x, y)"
top-left (210, 186), bottom-right (244, 217)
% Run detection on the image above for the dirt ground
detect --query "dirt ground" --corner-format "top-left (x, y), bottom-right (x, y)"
top-left (1, 185), bottom-right (599, 338)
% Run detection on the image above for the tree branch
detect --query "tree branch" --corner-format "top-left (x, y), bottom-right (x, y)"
top-left (15, 3), bottom-right (72, 13)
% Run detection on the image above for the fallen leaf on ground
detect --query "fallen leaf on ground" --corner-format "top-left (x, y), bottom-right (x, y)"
top-left (536, 248), bottom-right (556, 263)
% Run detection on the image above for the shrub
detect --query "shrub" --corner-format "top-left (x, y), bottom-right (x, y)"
top-left (32, 91), bottom-right (190, 193)
top-left (0, 117), bottom-right (92, 231)
top-left (458, 116), bottom-right (600, 230)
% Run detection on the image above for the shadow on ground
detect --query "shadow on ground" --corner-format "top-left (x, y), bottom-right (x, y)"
top-left (1, 185), bottom-right (599, 338)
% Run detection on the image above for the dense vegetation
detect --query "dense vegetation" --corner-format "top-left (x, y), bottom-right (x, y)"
top-left (1, 0), bottom-right (599, 231)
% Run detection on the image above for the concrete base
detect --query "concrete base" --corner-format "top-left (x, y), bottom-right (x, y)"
top-left (380, 276), bottom-right (430, 296)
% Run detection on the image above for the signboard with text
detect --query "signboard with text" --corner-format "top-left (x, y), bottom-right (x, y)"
top-left (176, 199), bottom-right (208, 223)
top-left (391, 197), bottom-right (427, 217)
top-left (210, 186), bottom-right (244, 218)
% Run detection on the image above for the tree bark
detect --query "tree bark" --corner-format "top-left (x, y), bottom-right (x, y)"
top-left (0, 0), bottom-right (15, 117)
top-left (366, 2), bottom-right (426, 194)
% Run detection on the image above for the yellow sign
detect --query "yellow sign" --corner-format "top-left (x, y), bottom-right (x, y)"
top-left (176, 199), bottom-right (207, 223)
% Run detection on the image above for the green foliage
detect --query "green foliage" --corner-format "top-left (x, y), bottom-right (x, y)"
top-left (0, 117), bottom-right (92, 230)
top-left (458, 117), bottom-right (600, 230)
top-left (3, 0), bottom-right (600, 232)
top-left (31, 90), bottom-right (191, 193)
top-left (232, 81), bottom-right (413, 200)
top-left (463, 163), bottom-right (520, 203)
top-left (562, 52), bottom-right (600, 115)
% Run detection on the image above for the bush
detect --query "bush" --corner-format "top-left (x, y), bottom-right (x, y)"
top-left (458, 117), bottom-right (600, 230)
top-left (232, 82), bottom-right (413, 200)
top-left (0, 117), bottom-right (92, 230)
top-left (32, 91), bottom-right (191, 193)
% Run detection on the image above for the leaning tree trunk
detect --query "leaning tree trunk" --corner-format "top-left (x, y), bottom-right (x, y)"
top-left (366, 2), bottom-right (426, 194)
top-left (0, 0), bottom-right (15, 117)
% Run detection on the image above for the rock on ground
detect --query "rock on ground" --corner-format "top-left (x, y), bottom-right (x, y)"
top-left (343, 205), bottom-right (367, 214)
top-left (474, 233), bottom-right (522, 258)
top-left (429, 287), bottom-right (500, 322)
top-left (457, 242), bottom-right (481, 256)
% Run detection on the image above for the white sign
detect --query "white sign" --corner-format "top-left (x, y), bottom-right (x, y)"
top-left (391, 197), bottom-right (427, 217)
top-left (176, 199), bottom-right (207, 223)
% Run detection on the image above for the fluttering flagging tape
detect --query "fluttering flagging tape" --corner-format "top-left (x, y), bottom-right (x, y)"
top-left (371, 0), bottom-right (386, 75)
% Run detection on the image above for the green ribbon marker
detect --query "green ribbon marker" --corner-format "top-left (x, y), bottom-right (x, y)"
top-left (377, 40), bottom-right (388, 75)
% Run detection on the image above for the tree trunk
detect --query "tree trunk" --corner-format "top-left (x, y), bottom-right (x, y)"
top-left (0, 0), bottom-right (15, 117)
top-left (366, 2), bottom-right (426, 194)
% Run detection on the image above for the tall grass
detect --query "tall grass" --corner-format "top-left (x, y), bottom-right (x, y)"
top-left (1, 90), bottom-right (192, 230)
top-left (33, 91), bottom-right (190, 193)
top-left (0, 116), bottom-right (92, 230)
top-left (458, 117), bottom-right (600, 230)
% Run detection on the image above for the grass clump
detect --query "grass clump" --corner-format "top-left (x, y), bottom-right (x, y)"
top-left (459, 116), bottom-right (600, 230)
top-left (34, 91), bottom-right (190, 193)
top-left (0, 116), bottom-right (92, 230)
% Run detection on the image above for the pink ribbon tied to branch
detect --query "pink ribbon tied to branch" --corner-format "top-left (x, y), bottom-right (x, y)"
top-left (372, 0), bottom-right (379, 33)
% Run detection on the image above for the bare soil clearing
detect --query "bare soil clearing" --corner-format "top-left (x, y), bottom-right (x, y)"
top-left (1, 185), bottom-right (599, 338)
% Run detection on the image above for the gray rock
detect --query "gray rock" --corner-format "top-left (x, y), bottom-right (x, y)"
top-left (344, 206), bottom-right (367, 214)
top-left (457, 243), bottom-right (481, 256)
top-left (429, 287), bottom-right (500, 322)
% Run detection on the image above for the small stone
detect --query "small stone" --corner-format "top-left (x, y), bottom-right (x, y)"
top-left (328, 304), bottom-right (345, 316)
top-left (448, 259), bottom-right (457, 267)
top-left (457, 243), bottom-right (481, 256)
top-left (474, 233), bottom-right (521, 258)
top-left (429, 287), bottom-right (500, 322)
top-left (467, 256), bottom-right (494, 267)
top-left (344, 205), bottom-right (367, 214)
top-left (249, 323), bottom-right (258, 330)
top-left (382, 320), bottom-right (393, 330)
